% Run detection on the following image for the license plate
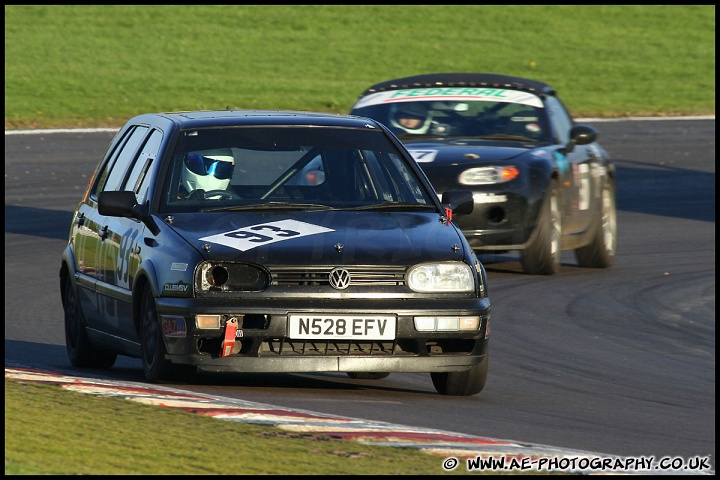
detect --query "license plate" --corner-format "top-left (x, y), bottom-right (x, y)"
top-left (288, 314), bottom-right (396, 340)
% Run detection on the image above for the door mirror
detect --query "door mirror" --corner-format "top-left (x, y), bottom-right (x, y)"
top-left (570, 124), bottom-right (599, 145)
top-left (441, 190), bottom-right (474, 215)
top-left (98, 191), bottom-right (141, 219)
top-left (564, 124), bottom-right (599, 153)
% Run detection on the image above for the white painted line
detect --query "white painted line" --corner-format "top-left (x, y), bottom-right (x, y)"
top-left (5, 128), bottom-right (119, 135)
top-left (3, 116), bottom-right (715, 136)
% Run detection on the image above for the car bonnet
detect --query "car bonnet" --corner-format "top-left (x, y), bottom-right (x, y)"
top-left (163, 210), bottom-right (469, 266)
top-left (401, 139), bottom-right (537, 165)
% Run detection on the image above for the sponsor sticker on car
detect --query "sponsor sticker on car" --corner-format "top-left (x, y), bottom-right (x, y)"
top-left (162, 316), bottom-right (187, 337)
top-left (353, 87), bottom-right (543, 109)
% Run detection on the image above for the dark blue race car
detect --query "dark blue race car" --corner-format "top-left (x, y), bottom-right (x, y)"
top-left (350, 73), bottom-right (617, 275)
top-left (60, 109), bottom-right (491, 395)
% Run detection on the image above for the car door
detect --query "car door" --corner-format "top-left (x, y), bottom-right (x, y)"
top-left (71, 201), bottom-right (104, 324)
top-left (545, 96), bottom-right (600, 234)
top-left (73, 128), bottom-right (139, 331)
top-left (104, 129), bottom-right (163, 341)
top-left (86, 125), bottom-right (149, 337)
top-left (100, 128), bottom-right (163, 343)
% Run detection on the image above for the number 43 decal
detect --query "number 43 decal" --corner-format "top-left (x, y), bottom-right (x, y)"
top-left (199, 219), bottom-right (334, 252)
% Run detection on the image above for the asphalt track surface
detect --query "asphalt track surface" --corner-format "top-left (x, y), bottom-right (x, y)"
top-left (4, 119), bottom-right (715, 470)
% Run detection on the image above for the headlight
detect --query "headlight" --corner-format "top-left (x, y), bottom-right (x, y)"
top-left (407, 262), bottom-right (474, 293)
top-left (459, 166), bottom-right (519, 185)
top-left (197, 262), bottom-right (270, 292)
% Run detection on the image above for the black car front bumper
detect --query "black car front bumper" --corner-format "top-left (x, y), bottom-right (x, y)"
top-left (156, 296), bottom-right (490, 373)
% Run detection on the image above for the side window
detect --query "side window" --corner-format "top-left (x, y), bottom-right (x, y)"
top-left (359, 151), bottom-right (393, 201)
top-left (378, 152), bottom-right (431, 203)
top-left (91, 129), bottom-right (133, 198)
top-left (544, 96), bottom-right (573, 145)
top-left (96, 126), bottom-right (150, 194)
top-left (123, 129), bottom-right (162, 204)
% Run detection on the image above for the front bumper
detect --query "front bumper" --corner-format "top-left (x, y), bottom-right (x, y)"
top-left (174, 354), bottom-right (487, 373)
top-left (452, 192), bottom-right (538, 250)
top-left (156, 296), bottom-right (490, 373)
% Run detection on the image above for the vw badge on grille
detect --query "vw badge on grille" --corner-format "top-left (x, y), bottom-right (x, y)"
top-left (329, 267), bottom-right (351, 290)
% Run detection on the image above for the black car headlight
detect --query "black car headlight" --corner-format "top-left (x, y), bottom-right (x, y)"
top-left (459, 166), bottom-right (519, 185)
top-left (406, 262), bottom-right (474, 293)
top-left (197, 262), bottom-right (270, 292)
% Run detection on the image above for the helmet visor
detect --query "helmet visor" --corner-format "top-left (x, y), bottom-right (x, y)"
top-left (400, 112), bottom-right (424, 122)
top-left (184, 153), bottom-right (234, 180)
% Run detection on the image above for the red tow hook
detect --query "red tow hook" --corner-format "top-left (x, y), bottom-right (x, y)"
top-left (220, 318), bottom-right (238, 357)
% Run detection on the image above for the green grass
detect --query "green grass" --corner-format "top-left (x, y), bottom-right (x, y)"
top-left (4, 5), bottom-right (715, 130)
top-left (4, 378), bottom-right (471, 475)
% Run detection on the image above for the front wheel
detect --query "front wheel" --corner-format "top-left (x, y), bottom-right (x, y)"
top-left (63, 278), bottom-right (116, 369)
top-left (575, 180), bottom-right (617, 268)
top-left (521, 184), bottom-right (562, 275)
top-left (140, 286), bottom-right (175, 383)
top-left (430, 352), bottom-right (488, 396)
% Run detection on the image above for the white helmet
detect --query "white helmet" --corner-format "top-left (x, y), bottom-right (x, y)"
top-left (182, 148), bottom-right (235, 193)
top-left (389, 102), bottom-right (432, 134)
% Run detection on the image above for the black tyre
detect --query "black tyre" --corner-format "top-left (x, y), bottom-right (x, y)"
top-left (575, 180), bottom-right (617, 268)
top-left (430, 352), bottom-right (488, 396)
top-left (521, 184), bottom-right (562, 275)
top-left (63, 278), bottom-right (116, 369)
top-left (140, 286), bottom-right (175, 383)
top-left (346, 372), bottom-right (390, 380)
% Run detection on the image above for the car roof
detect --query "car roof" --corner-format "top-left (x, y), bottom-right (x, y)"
top-left (356, 73), bottom-right (556, 97)
top-left (130, 109), bottom-right (382, 130)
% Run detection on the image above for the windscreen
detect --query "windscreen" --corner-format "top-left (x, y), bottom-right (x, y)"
top-left (160, 126), bottom-right (436, 213)
top-left (351, 87), bottom-right (551, 143)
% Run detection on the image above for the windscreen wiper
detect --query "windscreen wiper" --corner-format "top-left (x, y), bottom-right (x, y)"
top-left (350, 202), bottom-right (436, 211)
top-left (201, 202), bottom-right (335, 212)
top-left (475, 133), bottom-right (537, 142)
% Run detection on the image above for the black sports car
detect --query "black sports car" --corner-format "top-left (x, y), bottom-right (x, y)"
top-left (350, 73), bottom-right (617, 275)
top-left (60, 109), bottom-right (491, 396)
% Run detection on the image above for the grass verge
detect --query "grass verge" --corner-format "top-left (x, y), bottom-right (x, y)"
top-left (5, 377), bottom-right (474, 475)
top-left (5, 5), bottom-right (715, 129)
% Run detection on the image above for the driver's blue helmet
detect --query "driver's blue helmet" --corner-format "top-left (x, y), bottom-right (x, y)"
top-left (182, 148), bottom-right (235, 193)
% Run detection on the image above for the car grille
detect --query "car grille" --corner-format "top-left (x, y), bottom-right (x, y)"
top-left (262, 339), bottom-right (396, 355)
top-left (198, 336), bottom-right (477, 357)
top-left (256, 338), bottom-right (476, 356)
top-left (259, 338), bottom-right (416, 356)
top-left (268, 266), bottom-right (406, 286)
